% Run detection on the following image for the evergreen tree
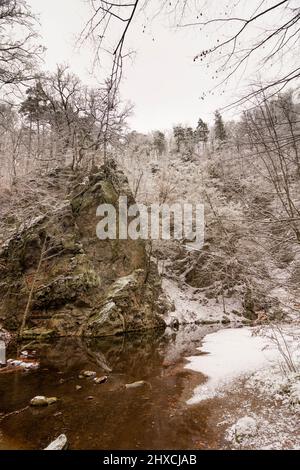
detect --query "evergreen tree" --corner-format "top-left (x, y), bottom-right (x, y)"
top-left (195, 118), bottom-right (209, 145)
top-left (153, 130), bottom-right (166, 156)
top-left (184, 126), bottom-right (195, 157)
top-left (173, 125), bottom-right (185, 152)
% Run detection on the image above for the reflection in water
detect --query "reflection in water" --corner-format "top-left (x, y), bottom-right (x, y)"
top-left (0, 325), bottom-right (223, 450)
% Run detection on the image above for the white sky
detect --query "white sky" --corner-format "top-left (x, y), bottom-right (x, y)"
top-left (186, 327), bottom-right (283, 403)
top-left (26, 0), bottom-right (298, 132)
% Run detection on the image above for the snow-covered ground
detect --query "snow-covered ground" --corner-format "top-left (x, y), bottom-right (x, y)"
top-left (184, 325), bottom-right (300, 449)
top-left (0, 340), bottom-right (5, 366)
top-left (185, 327), bottom-right (285, 403)
top-left (162, 277), bottom-right (244, 326)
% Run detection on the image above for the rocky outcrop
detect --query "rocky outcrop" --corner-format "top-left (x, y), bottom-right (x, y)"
top-left (0, 328), bottom-right (11, 345)
top-left (227, 416), bottom-right (258, 443)
top-left (0, 162), bottom-right (166, 338)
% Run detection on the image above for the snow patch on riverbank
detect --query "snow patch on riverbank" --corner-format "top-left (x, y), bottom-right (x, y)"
top-left (162, 277), bottom-right (244, 325)
top-left (224, 410), bottom-right (300, 450)
top-left (186, 325), bottom-right (300, 449)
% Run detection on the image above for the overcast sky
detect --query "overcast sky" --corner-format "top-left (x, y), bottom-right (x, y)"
top-left (27, 0), bottom-right (298, 132)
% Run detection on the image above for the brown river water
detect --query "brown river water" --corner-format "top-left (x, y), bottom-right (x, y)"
top-left (0, 325), bottom-right (284, 450)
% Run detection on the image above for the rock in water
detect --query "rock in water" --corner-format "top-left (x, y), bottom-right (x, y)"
top-left (125, 380), bottom-right (147, 389)
top-left (0, 328), bottom-right (11, 346)
top-left (44, 434), bottom-right (67, 450)
top-left (46, 397), bottom-right (58, 405)
top-left (94, 376), bottom-right (108, 384)
top-left (0, 163), bottom-right (167, 338)
top-left (30, 396), bottom-right (58, 407)
top-left (0, 340), bottom-right (5, 367)
top-left (233, 416), bottom-right (258, 442)
top-left (21, 328), bottom-right (55, 340)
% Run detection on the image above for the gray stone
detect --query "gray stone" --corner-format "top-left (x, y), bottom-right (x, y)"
top-left (30, 396), bottom-right (58, 407)
top-left (234, 416), bottom-right (258, 442)
top-left (44, 434), bottom-right (68, 450)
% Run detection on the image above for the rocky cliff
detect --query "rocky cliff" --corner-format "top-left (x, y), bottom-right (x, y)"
top-left (0, 162), bottom-right (166, 338)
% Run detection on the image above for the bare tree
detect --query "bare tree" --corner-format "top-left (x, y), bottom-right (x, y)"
top-left (82, 1), bottom-right (300, 112)
top-left (170, 0), bottom-right (300, 109)
top-left (80, 1), bottom-right (140, 160)
top-left (0, 65), bottom-right (132, 180)
top-left (240, 90), bottom-right (300, 242)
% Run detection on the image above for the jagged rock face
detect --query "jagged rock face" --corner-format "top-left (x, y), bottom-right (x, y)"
top-left (0, 163), bottom-right (166, 337)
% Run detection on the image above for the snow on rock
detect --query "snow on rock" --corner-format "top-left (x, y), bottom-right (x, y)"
top-left (162, 278), bottom-right (243, 326)
top-left (0, 329), bottom-right (10, 344)
top-left (163, 324), bottom-right (220, 365)
top-left (6, 359), bottom-right (39, 370)
top-left (30, 396), bottom-right (58, 407)
top-left (0, 340), bottom-right (5, 366)
top-left (185, 327), bottom-right (282, 403)
top-left (289, 381), bottom-right (300, 405)
top-left (228, 416), bottom-right (258, 443)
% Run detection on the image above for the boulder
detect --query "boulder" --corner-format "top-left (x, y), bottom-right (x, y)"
top-left (21, 328), bottom-right (56, 340)
top-left (221, 315), bottom-right (230, 325)
top-left (47, 397), bottom-right (58, 405)
top-left (233, 416), bottom-right (258, 442)
top-left (289, 380), bottom-right (300, 405)
top-left (44, 434), bottom-right (67, 450)
top-left (125, 380), bottom-right (147, 389)
top-left (82, 370), bottom-right (96, 378)
top-left (94, 376), bottom-right (108, 384)
top-left (7, 359), bottom-right (39, 370)
top-left (0, 339), bottom-right (5, 367)
top-left (30, 396), bottom-right (58, 407)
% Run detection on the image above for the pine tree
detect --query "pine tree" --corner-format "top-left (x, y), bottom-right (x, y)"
top-left (173, 125), bottom-right (185, 152)
top-left (153, 131), bottom-right (166, 156)
top-left (20, 82), bottom-right (50, 124)
top-left (184, 127), bottom-right (195, 157)
top-left (214, 111), bottom-right (227, 142)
